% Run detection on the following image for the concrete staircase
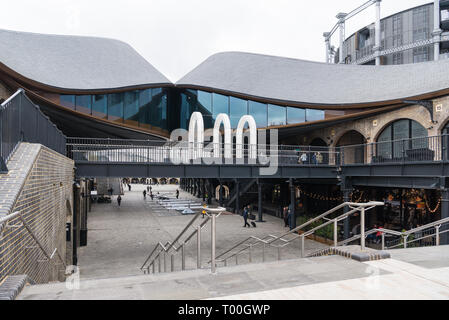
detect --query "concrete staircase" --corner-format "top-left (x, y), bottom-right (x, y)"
top-left (17, 254), bottom-right (381, 300)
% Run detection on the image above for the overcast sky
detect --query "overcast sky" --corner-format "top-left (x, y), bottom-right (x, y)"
top-left (1, 0), bottom-right (430, 82)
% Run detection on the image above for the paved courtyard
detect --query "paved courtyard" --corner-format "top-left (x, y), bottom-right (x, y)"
top-left (76, 183), bottom-right (326, 280)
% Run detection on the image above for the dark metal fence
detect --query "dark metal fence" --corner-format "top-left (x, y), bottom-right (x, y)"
top-left (66, 137), bottom-right (338, 167)
top-left (0, 89), bottom-right (66, 172)
top-left (67, 135), bottom-right (449, 167)
top-left (339, 135), bottom-right (448, 165)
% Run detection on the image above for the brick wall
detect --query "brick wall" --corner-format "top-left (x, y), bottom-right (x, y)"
top-left (0, 143), bottom-right (74, 284)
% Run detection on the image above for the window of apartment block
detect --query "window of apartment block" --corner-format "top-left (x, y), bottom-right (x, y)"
top-left (392, 52), bottom-right (403, 65)
top-left (413, 6), bottom-right (429, 42)
top-left (413, 46), bottom-right (429, 62)
top-left (392, 15), bottom-right (402, 47)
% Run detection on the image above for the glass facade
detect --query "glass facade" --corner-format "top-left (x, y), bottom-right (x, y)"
top-left (60, 95), bottom-right (75, 110)
top-left (306, 109), bottom-right (325, 122)
top-left (75, 95), bottom-right (91, 114)
top-left (107, 93), bottom-right (124, 123)
top-left (268, 104), bottom-right (286, 126)
top-left (248, 101), bottom-right (267, 128)
top-left (59, 87), bottom-right (326, 133)
top-left (124, 91), bottom-right (139, 126)
top-left (287, 107), bottom-right (305, 125)
top-left (59, 88), bottom-right (169, 131)
top-left (176, 89), bottom-right (323, 130)
top-left (230, 97), bottom-right (248, 128)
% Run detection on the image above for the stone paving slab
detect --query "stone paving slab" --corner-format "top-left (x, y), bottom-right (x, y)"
top-left (76, 184), bottom-right (327, 279)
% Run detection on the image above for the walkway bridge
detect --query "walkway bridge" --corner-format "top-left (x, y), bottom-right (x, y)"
top-left (67, 138), bottom-right (339, 179)
top-left (67, 135), bottom-right (449, 190)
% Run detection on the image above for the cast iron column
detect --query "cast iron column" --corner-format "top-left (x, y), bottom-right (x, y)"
top-left (343, 189), bottom-right (351, 239)
top-left (374, 0), bottom-right (382, 65)
top-left (257, 179), bottom-right (264, 222)
top-left (433, 0), bottom-right (442, 61)
top-left (235, 179), bottom-right (240, 215)
top-left (207, 181), bottom-right (212, 205)
top-left (289, 178), bottom-right (296, 229)
top-left (442, 189), bottom-right (449, 245)
top-left (219, 181), bottom-right (224, 207)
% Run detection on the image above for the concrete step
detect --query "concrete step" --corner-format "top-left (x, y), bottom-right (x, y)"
top-left (17, 254), bottom-right (381, 300)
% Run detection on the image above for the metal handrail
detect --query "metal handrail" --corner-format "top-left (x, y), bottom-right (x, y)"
top-left (140, 208), bottom-right (213, 272)
top-left (212, 201), bottom-right (383, 264)
top-left (0, 211), bottom-right (67, 272)
top-left (335, 216), bottom-right (449, 251)
top-left (140, 211), bottom-right (202, 270)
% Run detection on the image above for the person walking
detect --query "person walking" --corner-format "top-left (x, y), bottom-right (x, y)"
top-left (287, 208), bottom-right (292, 230)
top-left (143, 190), bottom-right (147, 199)
top-left (147, 186), bottom-right (150, 193)
top-left (128, 184), bottom-right (131, 191)
top-left (283, 206), bottom-right (289, 227)
top-left (243, 206), bottom-right (250, 227)
top-left (176, 189), bottom-right (179, 199)
top-left (150, 192), bottom-right (154, 201)
top-left (117, 195), bottom-right (122, 206)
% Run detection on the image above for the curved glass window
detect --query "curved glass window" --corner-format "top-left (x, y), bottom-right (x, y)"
top-left (268, 104), bottom-right (286, 126)
top-left (249, 101), bottom-right (267, 128)
top-left (197, 91), bottom-right (212, 115)
top-left (180, 91), bottom-right (195, 130)
top-left (138, 89), bottom-right (152, 129)
top-left (230, 97), bottom-right (248, 128)
top-left (287, 107), bottom-right (305, 125)
top-left (108, 93), bottom-right (124, 123)
top-left (60, 95), bottom-right (75, 110)
top-left (151, 89), bottom-right (167, 130)
top-left (376, 119), bottom-right (428, 160)
top-left (212, 93), bottom-right (229, 119)
top-left (124, 91), bottom-right (139, 126)
top-left (92, 94), bottom-right (107, 119)
top-left (306, 109), bottom-right (325, 122)
top-left (59, 88), bottom-right (168, 132)
top-left (75, 95), bottom-right (91, 115)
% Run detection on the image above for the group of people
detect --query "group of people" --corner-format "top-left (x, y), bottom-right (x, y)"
top-left (297, 151), bottom-right (324, 165)
top-left (282, 206), bottom-right (293, 229)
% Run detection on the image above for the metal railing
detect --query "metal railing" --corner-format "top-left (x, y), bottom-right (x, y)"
top-left (140, 211), bottom-right (210, 274)
top-left (340, 216), bottom-right (449, 250)
top-left (211, 202), bottom-right (383, 267)
top-left (0, 211), bottom-right (67, 283)
top-left (67, 137), bottom-right (338, 167)
top-left (67, 134), bottom-right (449, 168)
top-left (0, 89), bottom-right (66, 172)
top-left (339, 134), bottom-right (448, 165)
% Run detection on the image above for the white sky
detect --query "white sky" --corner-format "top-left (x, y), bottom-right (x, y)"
top-left (1, 0), bottom-right (431, 82)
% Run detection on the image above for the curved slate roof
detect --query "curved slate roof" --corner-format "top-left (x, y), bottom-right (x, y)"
top-left (176, 51), bottom-right (449, 106)
top-left (0, 29), bottom-right (171, 90)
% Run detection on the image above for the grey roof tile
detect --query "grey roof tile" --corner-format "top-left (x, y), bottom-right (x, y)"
top-left (0, 29), bottom-right (172, 90)
top-left (176, 51), bottom-right (449, 106)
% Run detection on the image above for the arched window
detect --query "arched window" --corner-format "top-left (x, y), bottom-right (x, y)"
top-left (443, 121), bottom-right (449, 135)
top-left (376, 119), bottom-right (427, 160)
